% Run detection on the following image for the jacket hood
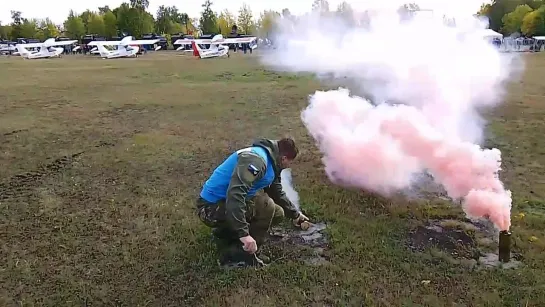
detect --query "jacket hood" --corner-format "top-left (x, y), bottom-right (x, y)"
top-left (252, 138), bottom-right (281, 174)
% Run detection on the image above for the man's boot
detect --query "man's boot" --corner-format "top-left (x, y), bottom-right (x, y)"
top-left (211, 227), bottom-right (267, 267)
top-left (217, 243), bottom-right (266, 268)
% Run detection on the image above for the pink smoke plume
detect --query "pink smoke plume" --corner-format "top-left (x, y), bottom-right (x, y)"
top-left (304, 89), bottom-right (512, 231)
top-left (261, 9), bottom-right (521, 230)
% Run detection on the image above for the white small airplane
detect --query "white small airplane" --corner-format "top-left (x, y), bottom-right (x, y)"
top-left (185, 35), bottom-right (258, 59)
top-left (87, 36), bottom-right (160, 59)
top-left (191, 36), bottom-right (229, 59)
top-left (0, 42), bottom-right (17, 54)
top-left (191, 40), bottom-right (228, 58)
top-left (15, 38), bottom-right (77, 59)
top-left (174, 38), bottom-right (195, 52)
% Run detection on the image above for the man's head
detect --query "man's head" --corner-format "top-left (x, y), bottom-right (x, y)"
top-left (277, 137), bottom-right (298, 169)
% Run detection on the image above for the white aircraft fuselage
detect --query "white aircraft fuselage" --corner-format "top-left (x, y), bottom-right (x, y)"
top-left (87, 36), bottom-right (158, 59)
top-left (15, 38), bottom-right (76, 59)
top-left (191, 41), bottom-right (229, 59)
top-left (96, 44), bottom-right (139, 59)
top-left (179, 35), bottom-right (258, 59)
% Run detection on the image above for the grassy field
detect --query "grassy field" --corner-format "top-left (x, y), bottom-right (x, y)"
top-left (0, 51), bottom-right (544, 306)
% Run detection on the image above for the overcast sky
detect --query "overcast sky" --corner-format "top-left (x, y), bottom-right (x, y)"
top-left (1, 0), bottom-right (488, 25)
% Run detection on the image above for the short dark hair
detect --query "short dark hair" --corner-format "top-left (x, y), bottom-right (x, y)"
top-left (278, 138), bottom-right (298, 160)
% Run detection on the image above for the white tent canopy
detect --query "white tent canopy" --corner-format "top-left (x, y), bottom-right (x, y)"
top-left (479, 29), bottom-right (503, 39)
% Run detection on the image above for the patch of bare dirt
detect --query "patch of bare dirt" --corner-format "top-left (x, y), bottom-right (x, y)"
top-left (0, 151), bottom-right (84, 201)
top-left (0, 140), bottom-right (117, 202)
top-left (268, 222), bottom-right (330, 266)
top-left (2, 129), bottom-right (28, 136)
top-left (408, 223), bottom-right (479, 259)
top-left (407, 219), bottom-right (524, 269)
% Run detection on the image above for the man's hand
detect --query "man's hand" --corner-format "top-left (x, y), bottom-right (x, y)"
top-left (292, 212), bottom-right (310, 227)
top-left (239, 235), bottom-right (257, 254)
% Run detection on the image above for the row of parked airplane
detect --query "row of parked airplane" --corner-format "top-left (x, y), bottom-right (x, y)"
top-left (5, 35), bottom-right (257, 60)
top-left (175, 35), bottom-right (257, 58)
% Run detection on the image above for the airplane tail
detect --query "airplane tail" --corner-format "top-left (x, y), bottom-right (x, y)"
top-left (191, 41), bottom-right (201, 58)
top-left (43, 38), bottom-right (55, 46)
top-left (120, 36), bottom-right (133, 45)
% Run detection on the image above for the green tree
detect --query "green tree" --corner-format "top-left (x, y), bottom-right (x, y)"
top-left (217, 9), bottom-right (236, 36)
top-left (64, 10), bottom-right (85, 40)
top-left (87, 13), bottom-right (105, 36)
top-left (188, 18), bottom-right (199, 35)
top-left (164, 33), bottom-right (172, 47)
top-left (103, 10), bottom-right (117, 38)
top-left (155, 5), bottom-right (170, 33)
top-left (114, 3), bottom-right (131, 34)
top-left (487, 0), bottom-right (514, 31)
top-left (167, 21), bottom-right (184, 34)
top-left (155, 6), bottom-right (186, 34)
top-left (79, 10), bottom-right (93, 33)
top-left (20, 19), bottom-right (38, 38)
top-left (526, 0), bottom-right (545, 10)
top-left (10, 11), bottom-right (23, 38)
top-left (477, 3), bottom-right (492, 16)
top-left (125, 8), bottom-right (140, 36)
top-left (130, 0), bottom-right (149, 10)
top-left (217, 12), bottom-right (230, 36)
top-left (37, 18), bottom-right (59, 40)
top-left (521, 6), bottom-right (545, 35)
top-left (0, 22), bottom-right (12, 39)
top-left (115, 3), bottom-right (154, 37)
top-left (117, 0), bottom-right (155, 37)
top-left (238, 3), bottom-right (255, 34)
top-left (180, 13), bottom-right (190, 33)
top-left (98, 6), bottom-right (111, 14)
top-left (140, 11), bottom-right (155, 35)
top-left (257, 10), bottom-right (280, 38)
top-left (126, 9), bottom-right (154, 37)
top-left (501, 4), bottom-right (533, 34)
top-left (199, 0), bottom-right (218, 34)
top-left (485, 0), bottom-right (541, 32)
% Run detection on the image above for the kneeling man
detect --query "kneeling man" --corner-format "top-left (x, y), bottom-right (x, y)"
top-left (196, 138), bottom-right (309, 266)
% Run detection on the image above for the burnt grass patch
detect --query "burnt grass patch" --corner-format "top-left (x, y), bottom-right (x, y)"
top-left (266, 222), bottom-right (331, 266)
top-left (0, 139), bottom-right (118, 202)
top-left (0, 152), bottom-right (84, 202)
top-left (408, 222), bottom-right (479, 260)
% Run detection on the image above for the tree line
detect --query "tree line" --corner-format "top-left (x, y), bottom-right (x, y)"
top-left (477, 0), bottom-right (545, 36)
top-left (0, 0), bottom-right (360, 41)
top-left (0, 0), bottom-right (460, 42)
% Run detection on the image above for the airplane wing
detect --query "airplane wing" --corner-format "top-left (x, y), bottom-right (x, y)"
top-left (87, 41), bottom-right (121, 46)
top-left (194, 37), bottom-right (257, 44)
top-left (128, 39), bottom-right (159, 45)
top-left (50, 40), bottom-right (77, 46)
top-left (228, 37), bottom-right (257, 44)
top-left (15, 43), bottom-right (43, 48)
top-left (173, 39), bottom-right (193, 45)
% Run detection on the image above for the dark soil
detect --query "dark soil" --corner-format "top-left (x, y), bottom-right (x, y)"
top-left (408, 223), bottom-right (479, 259)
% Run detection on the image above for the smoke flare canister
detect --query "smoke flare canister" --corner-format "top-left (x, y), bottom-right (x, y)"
top-left (498, 230), bottom-right (511, 263)
top-left (300, 221), bottom-right (311, 230)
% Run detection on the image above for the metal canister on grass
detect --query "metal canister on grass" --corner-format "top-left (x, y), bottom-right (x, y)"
top-left (498, 230), bottom-right (511, 263)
